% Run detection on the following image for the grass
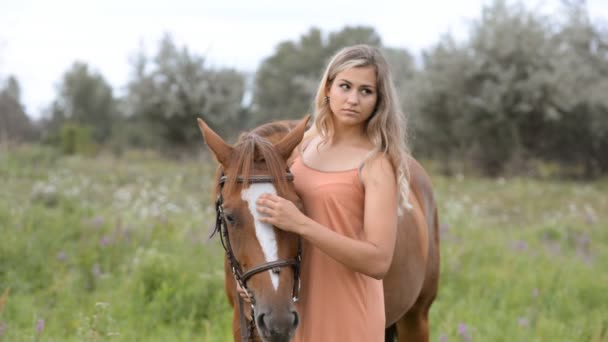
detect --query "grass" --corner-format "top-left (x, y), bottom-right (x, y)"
top-left (0, 145), bottom-right (607, 341)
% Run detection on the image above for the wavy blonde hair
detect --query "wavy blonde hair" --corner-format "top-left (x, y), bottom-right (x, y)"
top-left (307, 44), bottom-right (412, 213)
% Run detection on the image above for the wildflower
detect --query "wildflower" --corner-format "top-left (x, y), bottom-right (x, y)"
top-left (518, 317), bottom-right (529, 327)
top-left (458, 323), bottom-right (471, 342)
top-left (88, 216), bottom-right (105, 229)
top-left (92, 264), bottom-right (102, 279)
top-left (57, 251), bottom-right (67, 262)
top-left (37, 319), bottom-right (45, 334)
top-left (511, 240), bottom-right (528, 251)
top-left (100, 235), bottom-right (112, 247)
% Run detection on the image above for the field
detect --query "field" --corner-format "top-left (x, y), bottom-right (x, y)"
top-left (1, 145), bottom-right (607, 341)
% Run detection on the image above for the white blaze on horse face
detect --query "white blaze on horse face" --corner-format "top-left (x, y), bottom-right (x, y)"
top-left (241, 183), bottom-right (280, 291)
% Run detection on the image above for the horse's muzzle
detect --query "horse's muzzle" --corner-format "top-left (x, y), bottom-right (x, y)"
top-left (255, 305), bottom-right (299, 342)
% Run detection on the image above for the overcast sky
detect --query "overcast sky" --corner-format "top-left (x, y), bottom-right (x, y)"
top-left (1, 0), bottom-right (607, 118)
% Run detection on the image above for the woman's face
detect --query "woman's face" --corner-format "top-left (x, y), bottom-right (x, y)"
top-left (327, 66), bottom-right (378, 130)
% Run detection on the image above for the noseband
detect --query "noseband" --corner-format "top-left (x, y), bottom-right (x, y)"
top-left (213, 172), bottom-right (302, 342)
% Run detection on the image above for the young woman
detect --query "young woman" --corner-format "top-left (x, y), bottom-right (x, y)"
top-left (255, 44), bottom-right (412, 341)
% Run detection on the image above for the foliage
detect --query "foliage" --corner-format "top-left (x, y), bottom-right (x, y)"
top-left (59, 122), bottom-right (95, 155)
top-left (411, 0), bottom-right (608, 177)
top-left (0, 76), bottom-right (36, 143)
top-left (0, 147), bottom-right (606, 340)
top-left (542, 1), bottom-right (608, 177)
top-left (46, 62), bottom-right (117, 144)
top-left (0, 145), bottom-right (231, 341)
top-left (124, 34), bottom-right (247, 148)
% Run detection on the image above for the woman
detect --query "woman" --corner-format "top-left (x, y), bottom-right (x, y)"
top-left (256, 44), bottom-right (412, 341)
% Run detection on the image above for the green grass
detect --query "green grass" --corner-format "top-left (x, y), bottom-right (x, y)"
top-left (1, 145), bottom-right (607, 341)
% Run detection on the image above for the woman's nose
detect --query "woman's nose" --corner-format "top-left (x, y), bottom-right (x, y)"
top-left (346, 91), bottom-right (359, 105)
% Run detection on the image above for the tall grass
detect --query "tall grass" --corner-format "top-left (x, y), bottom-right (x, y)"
top-left (0, 145), bottom-right (606, 341)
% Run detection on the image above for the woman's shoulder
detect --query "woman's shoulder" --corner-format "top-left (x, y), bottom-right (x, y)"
top-left (287, 130), bottom-right (317, 167)
top-left (360, 153), bottom-right (397, 186)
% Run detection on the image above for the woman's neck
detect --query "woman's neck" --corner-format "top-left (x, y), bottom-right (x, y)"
top-left (330, 124), bottom-right (369, 146)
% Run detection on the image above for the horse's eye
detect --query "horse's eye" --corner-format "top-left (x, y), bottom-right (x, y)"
top-left (224, 212), bottom-right (236, 226)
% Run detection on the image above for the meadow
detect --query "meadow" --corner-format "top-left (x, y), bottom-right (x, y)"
top-left (1, 145), bottom-right (606, 341)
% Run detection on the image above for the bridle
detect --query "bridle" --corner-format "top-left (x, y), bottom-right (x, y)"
top-left (213, 172), bottom-right (302, 342)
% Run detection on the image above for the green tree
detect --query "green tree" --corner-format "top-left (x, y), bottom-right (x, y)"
top-left (125, 34), bottom-right (246, 148)
top-left (543, 1), bottom-right (608, 177)
top-left (409, 36), bottom-right (472, 174)
top-left (0, 76), bottom-right (35, 143)
top-left (413, 1), bottom-right (565, 175)
top-left (49, 62), bottom-right (117, 144)
top-left (411, 0), bottom-right (608, 177)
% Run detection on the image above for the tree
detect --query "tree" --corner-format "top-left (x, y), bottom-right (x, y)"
top-left (124, 34), bottom-right (247, 148)
top-left (410, 0), bottom-right (608, 177)
top-left (409, 36), bottom-right (472, 174)
top-left (413, 1), bottom-right (565, 175)
top-left (49, 62), bottom-right (117, 144)
top-left (0, 76), bottom-right (35, 143)
top-left (543, 1), bottom-right (608, 176)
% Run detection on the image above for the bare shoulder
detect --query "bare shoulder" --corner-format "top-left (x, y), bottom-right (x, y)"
top-left (361, 154), bottom-right (397, 189)
top-left (287, 129), bottom-right (316, 166)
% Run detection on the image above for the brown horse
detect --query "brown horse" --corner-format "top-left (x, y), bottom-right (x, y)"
top-left (383, 157), bottom-right (440, 341)
top-left (198, 116), bottom-right (309, 342)
top-left (197, 115), bottom-right (439, 342)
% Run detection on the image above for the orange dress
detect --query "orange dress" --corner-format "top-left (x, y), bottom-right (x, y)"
top-left (291, 156), bottom-right (385, 342)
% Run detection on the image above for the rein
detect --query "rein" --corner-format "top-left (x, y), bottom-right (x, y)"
top-left (213, 172), bottom-right (302, 342)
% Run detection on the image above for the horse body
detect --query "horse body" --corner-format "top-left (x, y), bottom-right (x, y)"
top-left (383, 158), bottom-right (440, 341)
top-left (198, 116), bottom-right (439, 342)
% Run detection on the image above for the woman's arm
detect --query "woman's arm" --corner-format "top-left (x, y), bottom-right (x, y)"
top-left (257, 155), bottom-right (398, 279)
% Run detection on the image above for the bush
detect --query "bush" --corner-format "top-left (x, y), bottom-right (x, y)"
top-left (60, 123), bottom-right (95, 155)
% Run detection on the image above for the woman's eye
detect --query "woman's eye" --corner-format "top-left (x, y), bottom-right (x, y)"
top-left (340, 83), bottom-right (350, 90)
top-left (361, 88), bottom-right (373, 95)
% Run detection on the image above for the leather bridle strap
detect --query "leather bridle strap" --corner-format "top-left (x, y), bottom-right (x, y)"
top-left (241, 259), bottom-right (299, 282)
top-left (219, 173), bottom-right (294, 185)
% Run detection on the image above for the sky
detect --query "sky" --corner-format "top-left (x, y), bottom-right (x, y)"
top-left (1, 0), bottom-right (607, 119)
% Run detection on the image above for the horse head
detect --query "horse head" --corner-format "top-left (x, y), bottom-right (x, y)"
top-left (197, 115), bottom-right (309, 342)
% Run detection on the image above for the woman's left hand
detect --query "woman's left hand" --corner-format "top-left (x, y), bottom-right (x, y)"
top-left (256, 193), bottom-right (308, 234)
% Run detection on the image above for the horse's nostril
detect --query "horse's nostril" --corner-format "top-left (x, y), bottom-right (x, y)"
top-left (256, 313), bottom-right (266, 330)
top-left (292, 311), bottom-right (299, 328)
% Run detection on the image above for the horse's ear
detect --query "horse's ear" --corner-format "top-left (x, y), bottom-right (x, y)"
top-left (275, 114), bottom-right (311, 160)
top-left (197, 118), bottom-right (233, 167)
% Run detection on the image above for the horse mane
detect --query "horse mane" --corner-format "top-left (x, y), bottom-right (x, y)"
top-left (220, 122), bottom-right (293, 198)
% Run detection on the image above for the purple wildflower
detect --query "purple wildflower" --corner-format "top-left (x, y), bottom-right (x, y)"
top-left (57, 251), bottom-right (67, 262)
top-left (511, 240), bottom-right (528, 251)
top-left (458, 323), bottom-right (471, 342)
top-left (92, 263), bottom-right (102, 279)
top-left (36, 319), bottom-right (45, 334)
top-left (518, 317), bottom-right (529, 327)
top-left (0, 322), bottom-right (5, 336)
top-left (100, 235), bottom-right (112, 247)
top-left (89, 216), bottom-right (105, 229)
top-left (440, 333), bottom-right (447, 342)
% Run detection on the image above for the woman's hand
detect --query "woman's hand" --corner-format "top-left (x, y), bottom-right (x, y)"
top-left (256, 193), bottom-right (308, 234)
top-left (235, 282), bottom-right (252, 320)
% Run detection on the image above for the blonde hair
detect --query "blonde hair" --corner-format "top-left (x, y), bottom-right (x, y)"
top-left (308, 44), bottom-right (412, 213)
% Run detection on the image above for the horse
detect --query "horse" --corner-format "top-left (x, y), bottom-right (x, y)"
top-left (196, 115), bottom-right (440, 342)
top-left (198, 116), bottom-right (309, 342)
